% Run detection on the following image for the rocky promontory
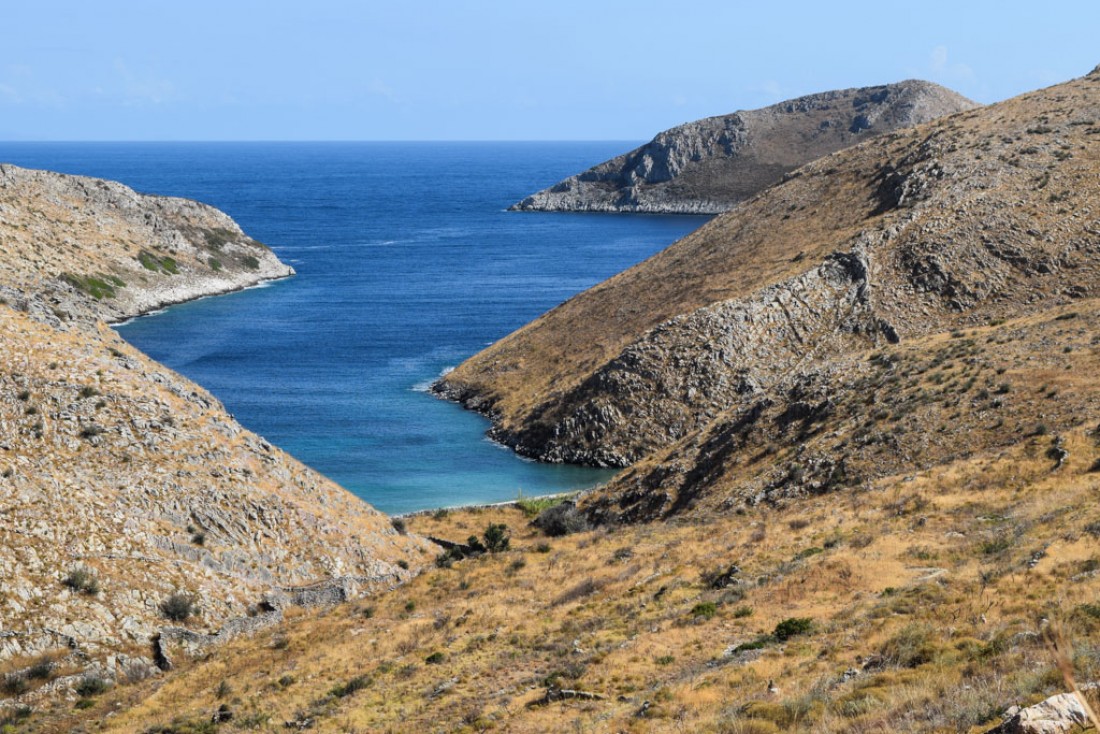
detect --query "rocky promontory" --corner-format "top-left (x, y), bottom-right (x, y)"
top-left (510, 80), bottom-right (977, 214)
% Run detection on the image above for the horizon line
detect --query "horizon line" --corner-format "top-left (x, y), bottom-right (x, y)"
top-left (0, 138), bottom-right (648, 144)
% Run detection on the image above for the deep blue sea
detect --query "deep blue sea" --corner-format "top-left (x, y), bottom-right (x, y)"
top-left (0, 142), bottom-right (708, 513)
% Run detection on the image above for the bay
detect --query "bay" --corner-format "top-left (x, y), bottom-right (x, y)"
top-left (0, 142), bottom-right (709, 513)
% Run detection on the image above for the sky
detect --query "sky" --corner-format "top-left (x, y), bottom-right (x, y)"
top-left (1, 1), bottom-right (1098, 141)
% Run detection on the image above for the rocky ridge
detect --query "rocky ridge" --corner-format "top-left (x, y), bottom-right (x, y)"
top-left (0, 166), bottom-right (432, 703)
top-left (510, 80), bottom-right (977, 214)
top-left (439, 66), bottom-right (1100, 516)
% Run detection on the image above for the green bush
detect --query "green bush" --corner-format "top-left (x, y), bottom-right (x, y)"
top-left (483, 523), bottom-right (510, 553)
top-left (690, 602), bottom-right (718, 619)
top-left (773, 617), bottom-right (814, 641)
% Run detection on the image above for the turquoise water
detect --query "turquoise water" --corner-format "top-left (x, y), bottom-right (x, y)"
top-left (0, 142), bottom-right (709, 513)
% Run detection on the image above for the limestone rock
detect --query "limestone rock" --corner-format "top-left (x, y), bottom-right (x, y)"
top-left (987, 692), bottom-right (1091, 734)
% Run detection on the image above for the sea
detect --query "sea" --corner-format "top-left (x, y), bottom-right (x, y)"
top-left (0, 142), bottom-right (709, 514)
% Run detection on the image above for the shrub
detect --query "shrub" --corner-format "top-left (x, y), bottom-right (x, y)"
top-left (533, 502), bottom-right (590, 537)
top-left (733, 606), bottom-right (754, 618)
top-left (64, 567), bottom-right (101, 595)
top-left (397, 559), bottom-right (409, 570)
top-left (330, 675), bottom-right (370, 698)
top-left (242, 255), bottom-right (260, 270)
top-left (391, 517), bottom-right (407, 534)
top-left (690, 602), bottom-right (718, 620)
top-left (160, 592), bottom-right (197, 622)
top-left (26, 658), bottom-right (54, 681)
top-left (75, 676), bottom-right (111, 697)
top-left (773, 617), bottom-right (814, 641)
top-left (425, 652), bottom-right (445, 665)
top-left (482, 523), bottom-right (510, 553)
top-left (515, 494), bottom-right (566, 518)
top-left (880, 623), bottom-right (938, 668)
top-left (191, 532), bottom-right (205, 546)
top-left (79, 424), bottom-right (105, 439)
top-left (2, 673), bottom-right (29, 696)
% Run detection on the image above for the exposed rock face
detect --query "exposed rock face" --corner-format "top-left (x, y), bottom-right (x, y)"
top-left (439, 66), bottom-right (1100, 518)
top-left (0, 166), bottom-right (432, 692)
top-left (511, 81), bottom-right (977, 214)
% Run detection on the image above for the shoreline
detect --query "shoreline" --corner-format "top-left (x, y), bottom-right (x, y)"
top-left (107, 271), bottom-right (295, 326)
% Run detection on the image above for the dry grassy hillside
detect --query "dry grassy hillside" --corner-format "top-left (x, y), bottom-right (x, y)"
top-left (438, 66), bottom-right (1100, 479)
top-left (36, 419), bottom-right (1100, 732)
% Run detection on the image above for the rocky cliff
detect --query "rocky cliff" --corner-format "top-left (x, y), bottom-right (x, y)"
top-left (511, 80), bottom-right (977, 214)
top-left (0, 166), bottom-right (432, 700)
top-left (439, 65), bottom-right (1100, 518)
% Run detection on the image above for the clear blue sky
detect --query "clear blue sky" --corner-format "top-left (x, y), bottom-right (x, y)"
top-left (2, 0), bottom-right (1097, 141)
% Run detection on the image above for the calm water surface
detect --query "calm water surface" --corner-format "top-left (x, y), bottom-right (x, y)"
top-left (0, 142), bottom-right (709, 513)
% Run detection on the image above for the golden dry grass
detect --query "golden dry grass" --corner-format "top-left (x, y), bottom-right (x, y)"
top-left (27, 418), bottom-right (1100, 733)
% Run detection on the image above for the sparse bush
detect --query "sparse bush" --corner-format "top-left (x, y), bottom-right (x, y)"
top-left (553, 578), bottom-right (604, 606)
top-left (26, 657), bottom-right (54, 681)
top-left (2, 672), bottom-right (29, 696)
top-left (396, 559), bottom-right (409, 570)
top-left (391, 517), bottom-right (407, 534)
top-left (425, 652), bottom-right (445, 665)
top-left (773, 617), bottom-right (814, 642)
top-left (533, 502), bottom-right (590, 537)
top-left (329, 675), bottom-right (370, 698)
top-left (160, 592), bottom-right (197, 622)
top-left (79, 424), bottom-right (105, 439)
top-left (191, 532), bottom-right (205, 546)
top-left (880, 623), bottom-right (938, 668)
top-left (75, 675), bottom-right (111, 697)
top-left (535, 542), bottom-right (552, 553)
top-left (733, 606), bottom-right (754, 618)
top-left (64, 567), bottom-right (100, 595)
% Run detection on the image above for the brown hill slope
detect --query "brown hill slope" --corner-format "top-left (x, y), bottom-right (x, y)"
top-left (0, 167), bottom-right (431, 700)
top-left (437, 66), bottom-right (1100, 480)
top-left (510, 80), bottom-right (977, 214)
top-left (40, 419), bottom-right (1100, 733)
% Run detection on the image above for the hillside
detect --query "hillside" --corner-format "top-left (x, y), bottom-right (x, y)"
top-left (0, 166), bottom-right (432, 707)
top-left (510, 81), bottom-right (977, 214)
top-left (38, 427), bottom-right (1100, 732)
top-left (438, 66), bottom-right (1100, 504)
top-left (10, 70), bottom-right (1100, 734)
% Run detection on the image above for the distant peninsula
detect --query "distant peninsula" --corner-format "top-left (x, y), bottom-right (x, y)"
top-left (511, 80), bottom-right (977, 214)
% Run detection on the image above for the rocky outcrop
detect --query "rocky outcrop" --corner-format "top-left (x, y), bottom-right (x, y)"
top-left (440, 65), bottom-right (1100, 518)
top-left (511, 81), bottom-right (977, 214)
top-left (986, 691), bottom-right (1094, 733)
top-left (0, 166), bottom-right (433, 700)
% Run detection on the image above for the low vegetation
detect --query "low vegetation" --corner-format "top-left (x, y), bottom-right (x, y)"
top-left (27, 426), bottom-right (1097, 732)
